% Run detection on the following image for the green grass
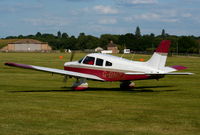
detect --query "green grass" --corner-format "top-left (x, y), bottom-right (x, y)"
top-left (0, 52), bottom-right (200, 135)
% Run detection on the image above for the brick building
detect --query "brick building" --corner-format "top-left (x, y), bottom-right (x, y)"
top-left (107, 40), bottom-right (119, 54)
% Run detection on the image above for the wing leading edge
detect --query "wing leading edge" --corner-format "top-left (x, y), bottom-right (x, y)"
top-left (5, 62), bottom-right (104, 81)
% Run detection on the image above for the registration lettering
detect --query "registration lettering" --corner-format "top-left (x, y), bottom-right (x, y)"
top-left (102, 71), bottom-right (124, 79)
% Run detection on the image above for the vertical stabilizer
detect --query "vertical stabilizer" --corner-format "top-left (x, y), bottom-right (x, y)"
top-left (146, 40), bottom-right (171, 69)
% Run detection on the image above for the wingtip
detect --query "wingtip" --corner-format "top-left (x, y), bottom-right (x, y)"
top-left (4, 62), bottom-right (33, 69)
top-left (5, 62), bottom-right (14, 66)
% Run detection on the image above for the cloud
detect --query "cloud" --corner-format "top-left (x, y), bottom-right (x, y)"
top-left (119, 0), bottom-right (158, 5)
top-left (135, 13), bottom-right (160, 20)
top-left (98, 18), bottom-right (117, 24)
top-left (70, 7), bottom-right (90, 15)
top-left (88, 24), bottom-right (128, 34)
top-left (124, 12), bottom-right (179, 23)
top-left (93, 5), bottom-right (119, 14)
top-left (0, 3), bottom-right (43, 13)
top-left (23, 16), bottom-right (70, 27)
top-left (71, 5), bottom-right (119, 15)
top-left (181, 13), bottom-right (192, 18)
top-left (64, 0), bottom-right (95, 2)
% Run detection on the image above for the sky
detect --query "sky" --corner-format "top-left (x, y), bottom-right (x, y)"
top-left (0, 0), bottom-right (200, 37)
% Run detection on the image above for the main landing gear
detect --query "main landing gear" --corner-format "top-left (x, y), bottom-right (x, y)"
top-left (69, 78), bottom-right (135, 90)
top-left (72, 78), bottom-right (88, 91)
top-left (120, 81), bottom-right (135, 89)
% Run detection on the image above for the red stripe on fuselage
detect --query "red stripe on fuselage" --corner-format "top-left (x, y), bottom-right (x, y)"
top-left (64, 66), bottom-right (150, 81)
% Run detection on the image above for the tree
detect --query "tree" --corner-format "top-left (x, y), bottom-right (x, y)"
top-left (62, 33), bottom-right (69, 39)
top-left (118, 33), bottom-right (135, 50)
top-left (161, 29), bottom-right (166, 38)
top-left (3, 27), bottom-right (200, 53)
top-left (178, 36), bottom-right (198, 53)
top-left (57, 31), bottom-right (62, 38)
top-left (135, 26), bottom-right (141, 37)
top-left (100, 34), bottom-right (119, 49)
top-left (79, 32), bottom-right (85, 37)
top-left (76, 33), bottom-right (88, 50)
top-left (36, 32), bottom-right (42, 37)
top-left (18, 35), bottom-right (24, 39)
top-left (68, 36), bottom-right (77, 49)
top-left (85, 35), bottom-right (100, 49)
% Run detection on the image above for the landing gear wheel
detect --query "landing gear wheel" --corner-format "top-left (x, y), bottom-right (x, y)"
top-left (120, 81), bottom-right (135, 89)
top-left (72, 78), bottom-right (88, 91)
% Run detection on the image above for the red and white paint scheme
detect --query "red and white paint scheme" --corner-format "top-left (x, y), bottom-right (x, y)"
top-left (5, 40), bottom-right (193, 90)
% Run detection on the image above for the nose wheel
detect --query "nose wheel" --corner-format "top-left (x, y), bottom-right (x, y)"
top-left (72, 78), bottom-right (88, 90)
top-left (120, 81), bottom-right (135, 89)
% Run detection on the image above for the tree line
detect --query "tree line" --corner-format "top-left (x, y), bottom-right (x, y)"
top-left (4, 26), bottom-right (200, 54)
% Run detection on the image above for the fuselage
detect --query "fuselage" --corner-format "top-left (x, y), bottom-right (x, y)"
top-left (64, 53), bottom-right (164, 81)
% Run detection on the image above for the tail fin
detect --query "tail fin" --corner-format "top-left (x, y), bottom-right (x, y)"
top-left (146, 40), bottom-right (171, 69)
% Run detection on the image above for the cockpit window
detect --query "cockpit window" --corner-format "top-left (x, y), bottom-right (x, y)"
top-left (78, 58), bottom-right (83, 63)
top-left (83, 56), bottom-right (95, 65)
top-left (96, 58), bottom-right (104, 66)
top-left (106, 61), bottom-right (112, 66)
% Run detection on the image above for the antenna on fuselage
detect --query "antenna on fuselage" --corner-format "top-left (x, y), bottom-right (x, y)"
top-left (120, 53), bottom-right (125, 58)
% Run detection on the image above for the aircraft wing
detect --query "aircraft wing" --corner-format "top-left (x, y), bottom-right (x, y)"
top-left (5, 62), bottom-right (104, 81)
top-left (125, 72), bottom-right (193, 75)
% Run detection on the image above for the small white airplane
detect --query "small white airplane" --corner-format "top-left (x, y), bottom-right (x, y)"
top-left (5, 40), bottom-right (193, 90)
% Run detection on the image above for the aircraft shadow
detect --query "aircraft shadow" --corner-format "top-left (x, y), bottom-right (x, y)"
top-left (8, 85), bottom-right (179, 93)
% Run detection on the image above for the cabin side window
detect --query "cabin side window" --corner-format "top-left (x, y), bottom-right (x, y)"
top-left (106, 61), bottom-right (112, 66)
top-left (83, 56), bottom-right (95, 65)
top-left (96, 58), bottom-right (104, 66)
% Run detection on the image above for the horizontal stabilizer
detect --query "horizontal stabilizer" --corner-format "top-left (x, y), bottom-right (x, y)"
top-left (170, 65), bottom-right (187, 71)
top-left (161, 72), bottom-right (194, 75)
top-left (125, 72), bottom-right (193, 75)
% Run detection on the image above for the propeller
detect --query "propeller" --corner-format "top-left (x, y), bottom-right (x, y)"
top-left (63, 51), bottom-right (75, 86)
top-left (63, 75), bottom-right (68, 83)
top-left (69, 51), bottom-right (75, 62)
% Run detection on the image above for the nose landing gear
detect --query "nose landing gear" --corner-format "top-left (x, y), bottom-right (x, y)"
top-left (72, 78), bottom-right (88, 90)
top-left (120, 81), bottom-right (135, 89)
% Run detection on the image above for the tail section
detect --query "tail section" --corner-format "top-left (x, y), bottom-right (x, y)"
top-left (146, 40), bottom-right (171, 69)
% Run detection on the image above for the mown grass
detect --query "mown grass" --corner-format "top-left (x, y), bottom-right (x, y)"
top-left (0, 52), bottom-right (200, 135)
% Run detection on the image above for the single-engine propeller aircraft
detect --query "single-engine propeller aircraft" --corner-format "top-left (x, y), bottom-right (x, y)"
top-left (5, 40), bottom-right (193, 90)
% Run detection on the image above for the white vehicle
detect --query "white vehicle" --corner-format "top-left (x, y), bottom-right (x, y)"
top-left (124, 49), bottom-right (130, 54)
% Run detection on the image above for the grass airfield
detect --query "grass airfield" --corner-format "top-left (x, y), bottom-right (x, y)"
top-left (0, 52), bottom-right (200, 135)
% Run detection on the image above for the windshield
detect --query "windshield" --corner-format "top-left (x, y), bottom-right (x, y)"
top-left (78, 58), bottom-right (83, 63)
top-left (83, 56), bottom-right (95, 65)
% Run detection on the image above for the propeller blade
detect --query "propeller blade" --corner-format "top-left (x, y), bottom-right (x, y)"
top-left (69, 52), bottom-right (75, 62)
top-left (63, 75), bottom-right (68, 83)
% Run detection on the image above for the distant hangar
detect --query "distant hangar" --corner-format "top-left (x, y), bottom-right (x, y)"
top-left (1, 39), bottom-right (52, 52)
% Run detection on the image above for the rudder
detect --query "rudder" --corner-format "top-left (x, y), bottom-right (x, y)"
top-left (146, 40), bottom-right (171, 69)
